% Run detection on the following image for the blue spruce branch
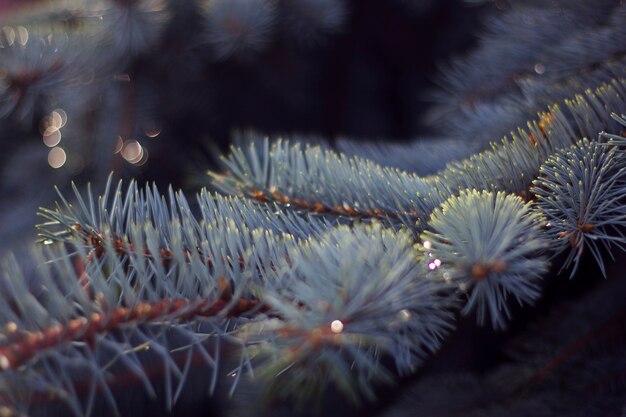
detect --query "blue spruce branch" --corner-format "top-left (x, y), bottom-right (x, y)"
top-left (1, 1), bottom-right (626, 416)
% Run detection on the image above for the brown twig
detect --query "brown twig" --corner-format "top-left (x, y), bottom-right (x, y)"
top-left (245, 186), bottom-right (419, 222)
top-left (0, 287), bottom-right (269, 372)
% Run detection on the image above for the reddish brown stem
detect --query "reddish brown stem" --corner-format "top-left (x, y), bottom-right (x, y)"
top-left (75, 224), bottom-right (285, 273)
top-left (74, 224), bottom-right (241, 268)
top-left (0, 294), bottom-right (269, 372)
top-left (246, 186), bottom-right (418, 222)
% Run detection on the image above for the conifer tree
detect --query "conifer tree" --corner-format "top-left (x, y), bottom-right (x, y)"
top-left (0, 1), bottom-right (625, 416)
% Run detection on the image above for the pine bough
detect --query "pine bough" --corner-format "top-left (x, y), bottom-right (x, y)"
top-left (1, 1), bottom-right (626, 415)
top-left (0, 76), bottom-right (624, 416)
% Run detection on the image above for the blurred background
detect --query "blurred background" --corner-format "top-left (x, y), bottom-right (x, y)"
top-left (0, 0), bottom-right (485, 255)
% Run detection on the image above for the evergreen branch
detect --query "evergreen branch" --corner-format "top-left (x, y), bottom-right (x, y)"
top-left (238, 223), bottom-right (455, 405)
top-left (436, 54), bottom-right (625, 148)
top-left (0, 29), bottom-right (88, 121)
top-left (212, 79), bottom-right (626, 239)
top-left (4, 2), bottom-right (626, 414)
top-left (0, 241), bottom-right (224, 413)
top-left (279, 0), bottom-right (347, 44)
top-left (0, 288), bottom-right (266, 372)
top-left (202, 0), bottom-right (277, 60)
top-left (434, 79), bottom-right (626, 198)
top-left (90, 0), bottom-right (171, 58)
top-left (380, 270), bottom-right (626, 417)
top-left (437, 3), bottom-right (611, 102)
top-left (601, 112), bottom-right (626, 144)
top-left (38, 175), bottom-right (332, 246)
top-left (531, 138), bottom-right (626, 277)
top-left (211, 139), bottom-right (440, 231)
top-left (200, 0), bottom-right (346, 59)
top-left (420, 190), bottom-right (547, 329)
top-left (428, 2), bottom-right (625, 142)
top-left (33, 179), bottom-right (461, 413)
top-left (0, 217), bottom-right (293, 416)
top-left (24, 177), bottom-right (336, 415)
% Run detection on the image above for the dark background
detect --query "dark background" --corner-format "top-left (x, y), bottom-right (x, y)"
top-left (109, 0), bottom-right (485, 185)
top-left (0, 0), bottom-right (487, 254)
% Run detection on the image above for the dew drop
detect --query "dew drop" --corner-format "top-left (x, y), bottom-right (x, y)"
top-left (330, 320), bottom-right (344, 334)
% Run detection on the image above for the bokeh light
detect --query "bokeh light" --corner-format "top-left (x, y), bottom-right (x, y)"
top-left (330, 319), bottom-right (344, 334)
top-left (43, 127), bottom-right (61, 147)
top-left (121, 140), bottom-right (142, 162)
top-left (47, 147), bottom-right (66, 168)
top-left (40, 109), bottom-right (67, 148)
top-left (16, 26), bottom-right (28, 46)
top-left (2, 26), bottom-right (16, 45)
top-left (121, 140), bottom-right (148, 165)
top-left (51, 108), bottom-right (67, 128)
top-left (114, 136), bottom-right (124, 154)
top-left (145, 127), bottom-right (161, 138)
